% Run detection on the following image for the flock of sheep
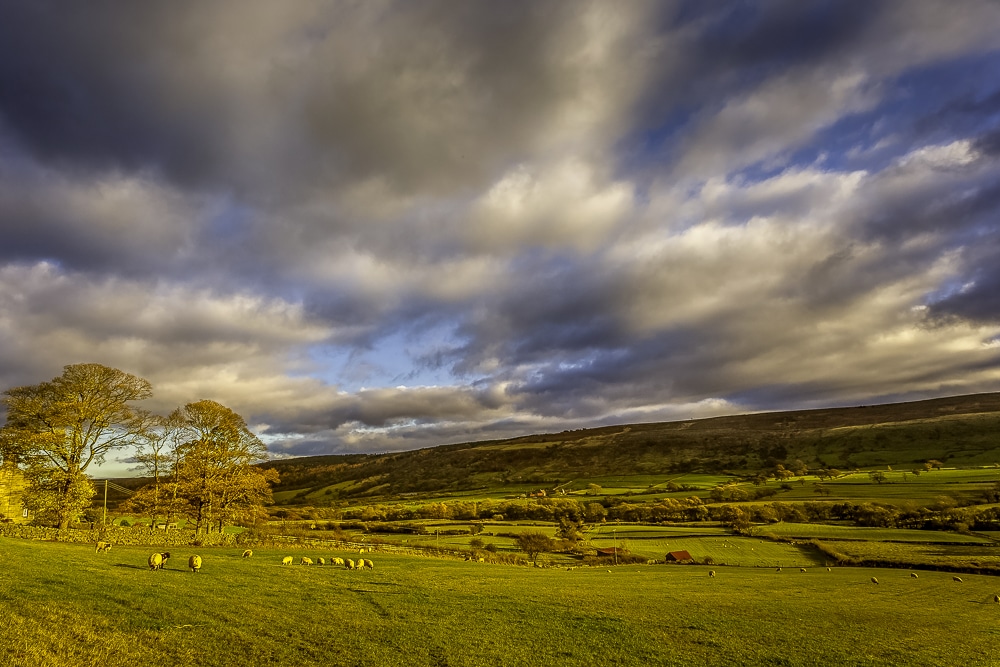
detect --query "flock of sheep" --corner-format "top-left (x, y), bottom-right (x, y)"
top-left (95, 540), bottom-right (986, 595)
top-left (283, 555), bottom-right (374, 569)
top-left (94, 541), bottom-right (371, 573)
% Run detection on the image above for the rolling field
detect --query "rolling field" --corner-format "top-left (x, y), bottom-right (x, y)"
top-left (759, 522), bottom-right (993, 543)
top-left (4, 537), bottom-right (1000, 666)
top-left (820, 539), bottom-right (1000, 571)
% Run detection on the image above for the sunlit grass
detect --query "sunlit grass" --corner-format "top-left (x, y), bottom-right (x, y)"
top-left (4, 537), bottom-right (1000, 666)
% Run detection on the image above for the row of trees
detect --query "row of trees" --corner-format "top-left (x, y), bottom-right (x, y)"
top-left (0, 363), bottom-right (277, 531)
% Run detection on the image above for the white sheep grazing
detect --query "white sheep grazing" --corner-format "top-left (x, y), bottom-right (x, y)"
top-left (800, 568), bottom-right (807, 573)
top-left (282, 556), bottom-right (293, 566)
top-left (95, 541), bottom-right (112, 554)
top-left (708, 570), bottom-right (716, 577)
top-left (317, 557), bottom-right (326, 566)
top-left (871, 577), bottom-right (879, 585)
top-left (242, 549), bottom-right (253, 559)
top-left (776, 567), bottom-right (781, 572)
top-left (346, 558), bottom-right (356, 570)
top-left (148, 553), bottom-right (163, 571)
top-left (189, 555), bottom-right (202, 573)
top-left (300, 557), bottom-right (313, 566)
top-left (361, 559), bottom-right (373, 569)
top-left (911, 572), bottom-right (918, 578)
top-left (332, 557), bottom-right (344, 566)
top-left (953, 576), bottom-right (964, 583)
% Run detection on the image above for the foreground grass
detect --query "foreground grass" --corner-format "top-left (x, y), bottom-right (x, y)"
top-left (4, 538), bottom-right (1000, 666)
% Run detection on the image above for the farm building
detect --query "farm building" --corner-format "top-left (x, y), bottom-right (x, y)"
top-left (665, 550), bottom-right (693, 562)
top-left (0, 462), bottom-right (31, 523)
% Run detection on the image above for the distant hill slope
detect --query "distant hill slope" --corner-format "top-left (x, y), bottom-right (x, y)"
top-left (261, 393), bottom-right (1000, 499)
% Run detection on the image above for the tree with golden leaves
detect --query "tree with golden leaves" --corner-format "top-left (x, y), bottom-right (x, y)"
top-left (1, 363), bottom-right (153, 528)
top-left (168, 399), bottom-right (278, 533)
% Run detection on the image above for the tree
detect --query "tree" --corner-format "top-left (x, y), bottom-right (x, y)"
top-left (1, 363), bottom-right (152, 528)
top-left (583, 502), bottom-right (607, 524)
top-left (587, 483), bottom-right (602, 496)
top-left (124, 411), bottom-right (186, 523)
top-left (555, 516), bottom-right (585, 542)
top-left (868, 471), bottom-right (887, 485)
top-left (514, 531), bottom-right (553, 563)
top-left (168, 400), bottom-right (278, 533)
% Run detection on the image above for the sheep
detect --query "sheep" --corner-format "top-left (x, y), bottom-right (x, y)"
top-left (159, 552), bottom-right (172, 569)
top-left (148, 553), bottom-right (163, 571)
top-left (776, 567), bottom-right (782, 572)
top-left (281, 556), bottom-right (293, 566)
top-left (346, 558), bottom-right (355, 570)
top-left (317, 557), bottom-right (326, 566)
top-left (827, 567), bottom-right (832, 572)
top-left (708, 570), bottom-right (716, 577)
top-left (871, 577), bottom-right (879, 585)
top-left (332, 557), bottom-right (344, 566)
top-left (189, 555), bottom-right (202, 573)
top-left (910, 572), bottom-right (918, 578)
top-left (800, 568), bottom-right (807, 573)
top-left (300, 557), bottom-right (313, 566)
top-left (953, 576), bottom-right (964, 583)
top-left (242, 549), bottom-right (253, 559)
top-left (994, 594), bottom-right (999, 603)
top-left (95, 541), bottom-right (112, 554)
top-left (362, 559), bottom-right (374, 569)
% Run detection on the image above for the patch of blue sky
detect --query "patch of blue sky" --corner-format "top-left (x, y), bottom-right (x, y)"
top-left (800, 50), bottom-right (1000, 174)
top-left (923, 278), bottom-right (977, 307)
top-left (206, 195), bottom-right (253, 241)
top-left (302, 321), bottom-right (468, 392)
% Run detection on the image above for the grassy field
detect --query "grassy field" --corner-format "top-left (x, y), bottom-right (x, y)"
top-left (819, 539), bottom-right (1000, 571)
top-left (4, 537), bottom-right (1000, 667)
top-left (758, 522), bottom-right (994, 543)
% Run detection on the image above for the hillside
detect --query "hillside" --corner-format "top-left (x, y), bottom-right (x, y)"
top-left (261, 392), bottom-right (1000, 501)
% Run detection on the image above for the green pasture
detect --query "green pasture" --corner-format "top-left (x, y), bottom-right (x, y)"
top-left (759, 522), bottom-right (993, 543)
top-left (587, 534), bottom-right (822, 567)
top-left (741, 467), bottom-right (1000, 504)
top-left (584, 524), bottom-right (730, 538)
top-left (820, 539), bottom-right (1000, 571)
top-left (3, 537), bottom-right (1000, 666)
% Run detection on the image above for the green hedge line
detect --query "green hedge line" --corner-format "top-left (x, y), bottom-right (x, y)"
top-left (0, 523), bottom-right (238, 547)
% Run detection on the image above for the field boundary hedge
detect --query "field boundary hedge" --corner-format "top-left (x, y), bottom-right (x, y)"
top-left (0, 524), bottom-right (238, 547)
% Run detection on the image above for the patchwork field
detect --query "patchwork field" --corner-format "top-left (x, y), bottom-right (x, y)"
top-left (3, 537), bottom-right (1000, 666)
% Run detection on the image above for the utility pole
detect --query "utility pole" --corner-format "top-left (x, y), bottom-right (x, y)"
top-left (103, 479), bottom-right (108, 526)
top-left (613, 528), bottom-right (617, 565)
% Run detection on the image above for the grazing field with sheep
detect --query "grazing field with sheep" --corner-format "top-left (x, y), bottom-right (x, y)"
top-left (2, 537), bottom-right (1000, 666)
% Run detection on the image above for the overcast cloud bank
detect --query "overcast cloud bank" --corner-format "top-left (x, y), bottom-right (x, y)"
top-left (1, 1), bottom-right (999, 467)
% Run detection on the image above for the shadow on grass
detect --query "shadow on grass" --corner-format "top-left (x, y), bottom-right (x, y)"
top-left (113, 563), bottom-right (179, 571)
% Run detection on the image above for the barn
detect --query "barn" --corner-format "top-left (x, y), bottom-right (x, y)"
top-left (665, 550), bottom-right (693, 562)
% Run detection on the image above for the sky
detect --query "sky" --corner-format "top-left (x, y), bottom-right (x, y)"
top-left (1, 1), bottom-right (1000, 474)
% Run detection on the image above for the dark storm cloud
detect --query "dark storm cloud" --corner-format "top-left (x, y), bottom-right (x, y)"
top-left (927, 237), bottom-right (1000, 324)
top-left (2, 1), bottom-right (1000, 467)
